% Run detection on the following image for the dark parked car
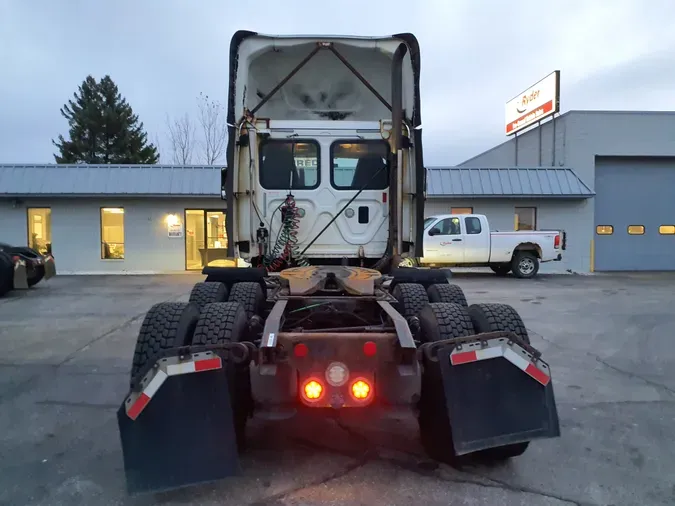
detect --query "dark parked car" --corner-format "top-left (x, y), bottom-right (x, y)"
top-left (0, 242), bottom-right (56, 295)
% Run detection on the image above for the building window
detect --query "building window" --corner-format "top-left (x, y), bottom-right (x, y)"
top-left (465, 216), bottom-right (482, 234)
top-left (27, 208), bottom-right (52, 255)
top-left (596, 225), bottom-right (613, 235)
top-left (627, 225), bottom-right (644, 235)
top-left (515, 207), bottom-right (536, 231)
top-left (659, 225), bottom-right (675, 235)
top-left (451, 207), bottom-right (473, 214)
top-left (101, 207), bottom-right (125, 259)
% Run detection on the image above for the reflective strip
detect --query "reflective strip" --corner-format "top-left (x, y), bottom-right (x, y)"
top-left (127, 370), bottom-right (167, 420)
top-left (450, 343), bottom-right (551, 386)
top-left (502, 348), bottom-right (550, 386)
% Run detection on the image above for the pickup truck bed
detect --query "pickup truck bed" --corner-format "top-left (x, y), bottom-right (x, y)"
top-left (420, 214), bottom-right (565, 278)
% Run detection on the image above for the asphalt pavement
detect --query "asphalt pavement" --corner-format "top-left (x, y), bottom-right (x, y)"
top-left (1, 271), bottom-right (674, 506)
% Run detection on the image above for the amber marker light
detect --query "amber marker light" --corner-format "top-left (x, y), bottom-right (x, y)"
top-left (351, 380), bottom-right (371, 400)
top-left (303, 379), bottom-right (323, 400)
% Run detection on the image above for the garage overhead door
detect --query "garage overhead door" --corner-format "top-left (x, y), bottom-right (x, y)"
top-left (594, 157), bottom-right (675, 271)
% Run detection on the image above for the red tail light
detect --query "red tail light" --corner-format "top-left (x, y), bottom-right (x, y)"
top-left (294, 343), bottom-right (309, 357)
top-left (363, 341), bottom-right (377, 357)
top-left (554, 234), bottom-right (560, 249)
top-left (12, 256), bottom-right (20, 262)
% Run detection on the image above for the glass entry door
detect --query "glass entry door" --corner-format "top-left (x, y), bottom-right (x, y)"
top-left (185, 209), bottom-right (228, 270)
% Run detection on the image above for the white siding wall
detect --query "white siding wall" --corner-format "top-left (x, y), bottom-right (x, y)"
top-left (0, 197), bottom-right (224, 273)
top-left (424, 198), bottom-right (589, 273)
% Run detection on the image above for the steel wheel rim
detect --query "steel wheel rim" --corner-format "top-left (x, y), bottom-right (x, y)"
top-left (519, 257), bottom-right (535, 274)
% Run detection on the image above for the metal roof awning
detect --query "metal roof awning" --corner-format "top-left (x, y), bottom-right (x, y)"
top-left (0, 164), bottom-right (225, 197)
top-left (425, 167), bottom-right (595, 199)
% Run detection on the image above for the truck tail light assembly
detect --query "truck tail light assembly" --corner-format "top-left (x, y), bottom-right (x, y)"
top-left (350, 379), bottom-right (372, 401)
top-left (554, 234), bottom-right (561, 249)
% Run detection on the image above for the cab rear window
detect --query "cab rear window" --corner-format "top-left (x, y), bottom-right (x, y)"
top-left (330, 140), bottom-right (390, 190)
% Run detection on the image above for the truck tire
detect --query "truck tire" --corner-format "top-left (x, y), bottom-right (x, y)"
top-left (0, 251), bottom-right (13, 297)
top-left (490, 264), bottom-right (510, 276)
top-left (228, 281), bottom-right (265, 319)
top-left (511, 251), bottom-right (539, 278)
top-left (189, 281), bottom-right (228, 310)
top-left (391, 282), bottom-right (429, 319)
top-left (427, 283), bottom-right (468, 307)
top-left (467, 302), bottom-right (531, 459)
top-left (417, 302), bottom-right (475, 465)
top-left (193, 301), bottom-right (252, 451)
top-left (129, 302), bottom-right (200, 388)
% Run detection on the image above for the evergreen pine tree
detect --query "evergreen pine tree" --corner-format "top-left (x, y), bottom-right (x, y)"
top-left (53, 75), bottom-right (159, 164)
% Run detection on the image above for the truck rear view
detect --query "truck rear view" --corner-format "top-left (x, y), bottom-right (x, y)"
top-left (115, 30), bottom-right (561, 496)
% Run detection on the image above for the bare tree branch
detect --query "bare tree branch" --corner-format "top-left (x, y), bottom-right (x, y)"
top-left (166, 113), bottom-right (196, 164)
top-left (196, 92), bottom-right (227, 164)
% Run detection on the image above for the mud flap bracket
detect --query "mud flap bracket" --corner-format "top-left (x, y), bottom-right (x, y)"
top-left (432, 334), bottom-right (560, 455)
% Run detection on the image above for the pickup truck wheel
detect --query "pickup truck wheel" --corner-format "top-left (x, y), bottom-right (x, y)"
top-left (417, 302), bottom-right (475, 465)
top-left (427, 283), bottom-right (468, 307)
top-left (511, 251), bottom-right (539, 278)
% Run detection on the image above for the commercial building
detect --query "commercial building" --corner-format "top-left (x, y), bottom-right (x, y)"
top-left (460, 110), bottom-right (675, 272)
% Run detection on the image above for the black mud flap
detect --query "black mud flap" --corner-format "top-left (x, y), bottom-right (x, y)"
top-left (434, 344), bottom-right (560, 455)
top-left (117, 367), bottom-right (240, 495)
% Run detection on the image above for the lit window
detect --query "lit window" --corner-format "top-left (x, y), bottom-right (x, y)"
top-left (27, 208), bottom-right (52, 255)
top-left (515, 207), bottom-right (536, 231)
top-left (627, 225), bottom-right (644, 235)
top-left (451, 207), bottom-right (473, 215)
top-left (659, 225), bottom-right (675, 235)
top-left (596, 225), bottom-right (613, 235)
top-left (101, 208), bottom-right (125, 259)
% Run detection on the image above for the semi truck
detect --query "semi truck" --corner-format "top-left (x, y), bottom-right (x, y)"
top-left (116, 31), bottom-right (560, 495)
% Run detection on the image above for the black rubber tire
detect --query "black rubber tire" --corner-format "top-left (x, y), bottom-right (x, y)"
top-left (27, 265), bottom-right (45, 287)
top-left (467, 302), bottom-right (531, 345)
top-left (417, 302), bottom-right (475, 465)
top-left (0, 252), bottom-right (13, 297)
top-left (427, 283), bottom-right (468, 307)
top-left (490, 265), bottom-right (511, 276)
top-left (466, 302), bottom-right (531, 459)
top-left (193, 301), bottom-right (252, 451)
top-left (228, 281), bottom-right (265, 319)
top-left (391, 282), bottom-right (429, 319)
top-left (189, 281), bottom-right (228, 310)
top-left (129, 302), bottom-right (200, 388)
top-left (511, 251), bottom-right (539, 279)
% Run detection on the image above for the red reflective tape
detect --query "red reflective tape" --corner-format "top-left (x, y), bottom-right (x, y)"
top-left (127, 393), bottom-right (150, 420)
top-left (194, 357), bottom-right (222, 372)
top-left (525, 363), bottom-right (550, 386)
top-left (450, 350), bottom-right (477, 365)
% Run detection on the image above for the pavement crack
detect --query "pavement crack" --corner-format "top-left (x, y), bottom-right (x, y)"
top-left (527, 327), bottom-right (675, 395)
top-left (56, 311), bottom-right (148, 367)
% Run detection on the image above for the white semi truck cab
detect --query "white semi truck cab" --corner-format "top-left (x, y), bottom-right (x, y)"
top-left (222, 31), bottom-right (426, 271)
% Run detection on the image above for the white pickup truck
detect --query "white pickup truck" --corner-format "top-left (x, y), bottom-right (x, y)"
top-left (419, 214), bottom-right (566, 278)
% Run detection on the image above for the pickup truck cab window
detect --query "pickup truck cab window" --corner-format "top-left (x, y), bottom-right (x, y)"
top-left (429, 217), bottom-right (461, 236)
top-left (465, 217), bottom-right (482, 235)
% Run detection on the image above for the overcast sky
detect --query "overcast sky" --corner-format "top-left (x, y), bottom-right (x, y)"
top-left (1, 0), bottom-right (673, 166)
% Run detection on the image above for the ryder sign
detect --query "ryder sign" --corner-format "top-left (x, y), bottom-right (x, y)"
top-left (505, 71), bottom-right (560, 135)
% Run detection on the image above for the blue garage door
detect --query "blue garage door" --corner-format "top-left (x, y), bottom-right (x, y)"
top-left (594, 157), bottom-right (675, 271)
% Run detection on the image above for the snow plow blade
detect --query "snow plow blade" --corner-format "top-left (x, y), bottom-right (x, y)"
top-left (13, 261), bottom-right (28, 289)
top-left (117, 351), bottom-right (240, 495)
top-left (426, 332), bottom-right (560, 456)
top-left (43, 254), bottom-right (56, 280)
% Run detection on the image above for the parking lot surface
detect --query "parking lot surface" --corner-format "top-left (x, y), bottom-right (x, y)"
top-left (1, 271), bottom-right (674, 506)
